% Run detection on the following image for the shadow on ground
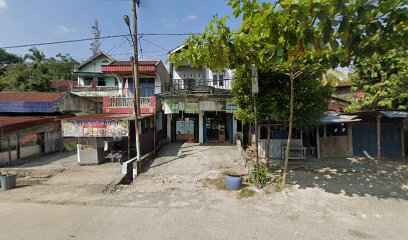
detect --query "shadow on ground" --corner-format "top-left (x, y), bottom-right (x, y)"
top-left (288, 158), bottom-right (408, 200)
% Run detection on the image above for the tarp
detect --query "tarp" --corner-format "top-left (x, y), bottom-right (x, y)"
top-left (321, 114), bottom-right (361, 123)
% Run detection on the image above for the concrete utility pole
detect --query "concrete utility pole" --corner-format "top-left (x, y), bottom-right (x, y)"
top-left (124, 0), bottom-right (141, 165)
top-left (132, 0), bottom-right (141, 164)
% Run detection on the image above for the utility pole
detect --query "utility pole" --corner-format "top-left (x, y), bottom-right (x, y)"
top-left (132, 0), bottom-right (141, 166)
top-left (124, 0), bottom-right (141, 167)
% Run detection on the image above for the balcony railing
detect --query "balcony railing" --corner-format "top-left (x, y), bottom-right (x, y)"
top-left (72, 86), bottom-right (119, 92)
top-left (108, 97), bottom-right (151, 108)
top-left (164, 79), bottom-right (232, 92)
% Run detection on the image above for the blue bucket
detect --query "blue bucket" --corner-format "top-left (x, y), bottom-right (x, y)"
top-left (224, 175), bottom-right (242, 190)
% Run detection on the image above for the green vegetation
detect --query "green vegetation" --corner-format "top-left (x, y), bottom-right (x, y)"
top-left (347, 49), bottom-right (408, 111)
top-left (238, 188), bottom-right (256, 199)
top-left (0, 48), bottom-right (79, 92)
top-left (251, 164), bottom-right (269, 186)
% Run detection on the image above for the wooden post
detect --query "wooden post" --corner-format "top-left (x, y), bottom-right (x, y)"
top-left (153, 114), bottom-right (156, 155)
top-left (401, 123), bottom-right (405, 158)
top-left (377, 114), bottom-right (382, 161)
top-left (316, 126), bottom-right (320, 159)
top-left (266, 117), bottom-right (271, 168)
top-left (16, 134), bottom-right (20, 160)
top-left (348, 123), bottom-right (353, 156)
top-left (127, 120), bottom-right (131, 161)
top-left (7, 137), bottom-right (12, 166)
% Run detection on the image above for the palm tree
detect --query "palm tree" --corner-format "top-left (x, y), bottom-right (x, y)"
top-left (24, 48), bottom-right (46, 63)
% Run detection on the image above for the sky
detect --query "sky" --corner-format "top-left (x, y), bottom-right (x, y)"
top-left (0, 0), bottom-right (241, 63)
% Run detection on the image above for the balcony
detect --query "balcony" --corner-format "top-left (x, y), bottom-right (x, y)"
top-left (71, 86), bottom-right (120, 97)
top-left (103, 96), bottom-right (156, 114)
top-left (165, 79), bottom-right (232, 93)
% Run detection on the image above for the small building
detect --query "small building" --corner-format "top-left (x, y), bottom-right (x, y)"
top-left (0, 116), bottom-right (64, 166)
top-left (0, 92), bottom-right (98, 114)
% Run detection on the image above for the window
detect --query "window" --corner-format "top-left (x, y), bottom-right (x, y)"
top-left (213, 75), bottom-right (218, 85)
top-left (219, 74), bottom-right (224, 86)
top-left (213, 74), bottom-right (224, 86)
top-left (98, 78), bottom-right (106, 86)
top-left (84, 77), bottom-right (93, 86)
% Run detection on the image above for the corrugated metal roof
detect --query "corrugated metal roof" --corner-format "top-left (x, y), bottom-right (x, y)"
top-left (61, 113), bottom-right (153, 121)
top-left (0, 116), bottom-right (57, 135)
top-left (381, 111), bottom-right (408, 118)
top-left (0, 92), bottom-right (66, 102)
top-left (50, 80), bottom-right (78, 91)
top-left (321, 114), bottom-right (361, 123)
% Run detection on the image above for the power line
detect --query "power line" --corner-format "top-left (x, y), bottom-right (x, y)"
top-left (141, 38), bottom-right (170, 52)
top-left (1, 33), bottom-right (199, 49)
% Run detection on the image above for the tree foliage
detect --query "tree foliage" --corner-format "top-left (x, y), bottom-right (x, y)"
top-left (233, 66), bottom-right (333, 126)
top-left (0, 48), bottom-right (79, 92)
top-left (347, 49), bottom-right (408, 111)
top-left (0, 48), bottom-right (23, 76)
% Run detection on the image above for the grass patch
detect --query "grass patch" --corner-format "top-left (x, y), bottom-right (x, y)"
top-left (202, 177), bottom-right (227, 190)
top-left (238, 188), bottom-right (256, 199)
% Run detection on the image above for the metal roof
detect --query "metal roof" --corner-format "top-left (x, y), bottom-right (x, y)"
top-left (61, 113), bottom-right (153, 121)
top-left (380, 111), bottom-right (408, 119)
top-left (0, 92), bottom-right (66, 102)
top-left (321, 114), bottom-right (361, 123)
top-left (0, 116), bottom-right (56, 135)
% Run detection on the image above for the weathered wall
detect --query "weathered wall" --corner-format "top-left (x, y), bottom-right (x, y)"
top-left (319, 136), bottom-right (350, 158)
top-left (258, 139), bottom-right (303, 159)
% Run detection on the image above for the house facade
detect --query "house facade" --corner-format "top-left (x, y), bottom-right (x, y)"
top-left (158, 47), bottom-right (237, 144)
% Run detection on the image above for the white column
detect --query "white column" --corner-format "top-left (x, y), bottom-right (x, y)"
top-left (167, 114), bottom-right (171, 142)
top-left (199, 111), bottom-right (204, 143)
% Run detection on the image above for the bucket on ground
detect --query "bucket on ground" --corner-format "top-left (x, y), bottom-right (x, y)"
top-left (224, 174), bottom-right (242, 190)
top-left (0, 174), bottom-right (17, 190)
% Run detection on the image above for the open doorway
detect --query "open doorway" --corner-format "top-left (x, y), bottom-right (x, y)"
top-left (205, 112), bottom-right (226, 143)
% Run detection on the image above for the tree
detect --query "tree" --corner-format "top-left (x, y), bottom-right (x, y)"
top-left (45, 53), bottom-right (79, 80)
top-left (347, 49), bottom-right (408, 111)
top-left (0, 48), bottom-right (23, 76)
top-left (24, 48), bottom-right (46, 63)
top-left (170, 0), bottom-right (407, 189)
top-left (233, 66), bottom-right (332, 127)
top-left (2, 63), bottom-right (53, 92)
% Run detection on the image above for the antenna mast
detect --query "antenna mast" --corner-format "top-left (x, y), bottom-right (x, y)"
top-left (90, 20), bottom-right (101, 56)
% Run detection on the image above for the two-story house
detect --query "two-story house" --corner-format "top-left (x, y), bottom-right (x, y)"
top-left (158, 46), bottom-right (238, 144)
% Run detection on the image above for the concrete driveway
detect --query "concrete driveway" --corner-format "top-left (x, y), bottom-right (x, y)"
top-left (130, 143), bottom-right (245, 192)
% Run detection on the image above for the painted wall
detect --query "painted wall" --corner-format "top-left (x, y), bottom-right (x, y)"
top-left (353, 123), bottom-right (402, 158)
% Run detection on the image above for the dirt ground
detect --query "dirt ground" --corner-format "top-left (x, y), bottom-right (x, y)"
top-left (0, 143), bottom-right (407, 239)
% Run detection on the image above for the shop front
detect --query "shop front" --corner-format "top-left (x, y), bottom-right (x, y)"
top-left (160, 91), bottom-right (237, 144)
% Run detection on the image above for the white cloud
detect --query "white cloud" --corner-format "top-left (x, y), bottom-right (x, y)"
top-left (183, 15), bottom-right (197, 23)
top-left (0, 0), bottom-right (8, 9)
top-left (55, 25), bottom-right (77, 34)
top-left (161, 15), bottom-right (197, 29)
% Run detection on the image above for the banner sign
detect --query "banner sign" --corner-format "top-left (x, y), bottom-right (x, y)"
top-left (185, 98), bottom-right (199, 114)
top-left (163, 98), bottom-right (179, 114)
top-left (226, 99), bottom-right (238, 113)
top-left (62, 120), bottom-right (129, 137)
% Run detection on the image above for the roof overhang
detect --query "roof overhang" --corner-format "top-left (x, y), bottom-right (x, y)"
top-left (321, 114), bottom-right (361, 124)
